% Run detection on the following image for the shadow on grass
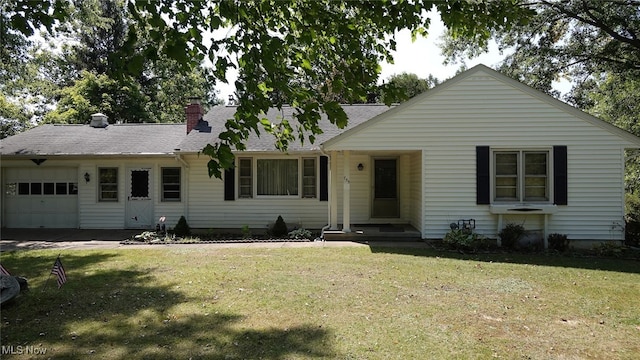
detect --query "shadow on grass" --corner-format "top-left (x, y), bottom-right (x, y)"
top-left (0, 251), bottom-right (335, 359)
top-left (367, 244), bottom-right (640, 274)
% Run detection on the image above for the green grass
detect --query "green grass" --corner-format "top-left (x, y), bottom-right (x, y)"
top-left (1, 246), bottom-right (639, 359)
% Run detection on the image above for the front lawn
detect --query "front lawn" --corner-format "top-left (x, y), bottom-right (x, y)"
top-left (1, 246), bottom-right (639, 359)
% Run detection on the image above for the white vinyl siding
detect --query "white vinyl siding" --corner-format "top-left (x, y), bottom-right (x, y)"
top-left (184, 155), bottom-right (327, 229)
top-left (324, 70), bottom-right (637, 241)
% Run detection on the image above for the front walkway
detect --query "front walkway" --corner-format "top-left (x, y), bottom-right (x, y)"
top-left (0, 228), bottom-right (430, 252)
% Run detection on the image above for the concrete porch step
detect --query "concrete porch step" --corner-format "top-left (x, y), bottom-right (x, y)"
top-left (323, 224), bottom-right (422, 241)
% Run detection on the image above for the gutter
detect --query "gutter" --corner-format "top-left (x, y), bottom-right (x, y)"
top-left (174, 153), bottom-right (190, 222)
top-left (174, 153), bottom-right (190, 168)
top-left (318, 146), bottom-right (331, 241)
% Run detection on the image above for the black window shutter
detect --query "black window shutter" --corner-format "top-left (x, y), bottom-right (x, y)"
top-left (476, 146), bottom-right (490, 205)
top-left (224, 167), bottom-right (235, 201)
top-left (319, 156), bottom-right (329, 201)
top-left (553, 145), bottom-right (568, 205)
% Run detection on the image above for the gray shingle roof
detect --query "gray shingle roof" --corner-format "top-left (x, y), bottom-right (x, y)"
top-left (1, 123), bottom-right (186, 156)
top-left (176, 104), bottom-right (392, 152)
top-left (1, 104), bottom-right (392, 156)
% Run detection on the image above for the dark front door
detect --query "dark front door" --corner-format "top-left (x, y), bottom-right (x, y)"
top-left (372, 158), bottom-right (399, 218)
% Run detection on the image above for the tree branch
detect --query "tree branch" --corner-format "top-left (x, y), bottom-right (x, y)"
top-left (540, 0), bottom-right (640, 51)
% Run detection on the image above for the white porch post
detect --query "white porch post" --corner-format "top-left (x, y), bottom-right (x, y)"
top-left (329, 151), bottom-right (339, 230)
top-left (342, 150), bottom-right (351, 232)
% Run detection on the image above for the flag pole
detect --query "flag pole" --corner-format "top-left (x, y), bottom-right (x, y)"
top-left (41, 254), bottom-right (60, 292)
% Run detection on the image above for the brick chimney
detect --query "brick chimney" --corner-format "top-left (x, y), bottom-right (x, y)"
top-left (185, 97), bottom-right (204, 134)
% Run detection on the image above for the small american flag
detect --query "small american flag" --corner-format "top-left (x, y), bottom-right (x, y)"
top-left (0, 264), bottom-right (10, 276)
top-left (51, 257), bottom-right (67, 288)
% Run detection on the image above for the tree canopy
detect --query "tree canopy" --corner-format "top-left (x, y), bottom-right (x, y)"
top-left (440, 0), bottom-right (640, 97)
top-left (1, 0), bottom-right (221, 137)
top-left (3, 0), bottom-right (534, 177)
top-left (381, 72), bottom-right (440, 102)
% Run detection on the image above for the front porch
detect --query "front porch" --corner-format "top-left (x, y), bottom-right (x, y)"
top-left (323, 224), bottom-right (422, 241)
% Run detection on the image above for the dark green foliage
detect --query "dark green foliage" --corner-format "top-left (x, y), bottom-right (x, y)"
top-left (271, 216), bottom-right (288, 238)
top-left (499, 223), bottom-right (525, 249)
top-left (379, 72), bottom-right (439, 103)
top-left (443, 229), bottom-right (495, 251)
top-left (443, 229), bottom-right (477, 250)
top-left (288, 228), bottom-right (313, 240)
top-left (625, 193), bottom-right (640, 246)
top-left (548, 233), bottom-right (569, 252)
top-left (174, 216), bottom-right (191, 237)
top-left (3, 0), bottom-right (535, 178)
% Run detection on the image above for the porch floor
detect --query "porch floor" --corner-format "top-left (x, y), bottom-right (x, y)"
top-left (323, 224), bottom-right (422, 242)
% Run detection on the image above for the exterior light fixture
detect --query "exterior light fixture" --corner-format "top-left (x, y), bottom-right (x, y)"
top-left (84, 172), bottom-right (90, 183)
top-left (357, 163), bottom-right (364, 171)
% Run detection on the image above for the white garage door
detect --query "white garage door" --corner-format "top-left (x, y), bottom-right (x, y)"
top-left (3, 167), bottom-right (78, 228)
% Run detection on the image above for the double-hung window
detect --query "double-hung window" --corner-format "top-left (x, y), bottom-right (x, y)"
top-left (494, 150), bottom-right (549, 202)
top-left (99, 168), bottom-right (118, 202)
top-left (238, 158), bottom-right (253, 198)
top-left (257, 159), bottom-right (299, 196)
top-left (237, 157), bottom-right (317, 198)
top-left (302, 158), bottom-right (317, 198)
top-left (161, 167), bottom-right (181, 201)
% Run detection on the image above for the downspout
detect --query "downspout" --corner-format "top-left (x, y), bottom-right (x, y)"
top-left (175, 153), bottom-right (190, 221)
top-left (319, 146), bottom-right (331, 241)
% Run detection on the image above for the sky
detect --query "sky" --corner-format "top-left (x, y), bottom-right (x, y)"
top-left (378, 11), bottom-right (503, 83)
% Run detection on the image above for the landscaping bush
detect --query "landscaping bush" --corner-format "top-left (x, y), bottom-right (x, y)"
top-left (443, 229), bottom-right (476, 250)
top-left (443, 229), bottom-right (494, 251)
top-left (174, 215), bottom-right (191, 237)
top-left (271, 215), bottom-right (288, 237)
top-left (548, 233), bottom-right (569, 252)
top-left (289, 228), bottom-right (312, 240)
top-left (241, 225), bottom-right (252, 239)
top-left (498, 223), bottom-right (525, 249)
top-left (625, 193), bottom-right (640, 246)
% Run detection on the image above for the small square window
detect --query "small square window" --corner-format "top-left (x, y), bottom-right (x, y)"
top-left (18, 183), bottom-right (29, 195)
top-left (30, 183), bottom-right (42, 195)
top-left (44, 182), bottom-right (55, 195)
top-left (56, 183), bottom-right (68, 195)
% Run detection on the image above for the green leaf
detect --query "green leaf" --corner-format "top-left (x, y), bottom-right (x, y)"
top-left (127, 55), bottom-right (145, 75)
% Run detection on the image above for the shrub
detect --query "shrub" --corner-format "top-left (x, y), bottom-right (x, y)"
top-left (289, 228), bottom-right (312, 240)
top-left (174, 216), bottom-right (191, 237)
top-left (271, 215), bottom-right (288, 237)
top-left (241, 225), bottom-right (252, 239)
top-left (442, 228), bottom-right (494, 251)
top-left (593, 241), bottom-right (625, 257)
top-left (548, 233), bottom-right (569, 252)
top-left (498, 223), bottom-right (525, 249)
top-left (625, 193), bottom-right (640, 246)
